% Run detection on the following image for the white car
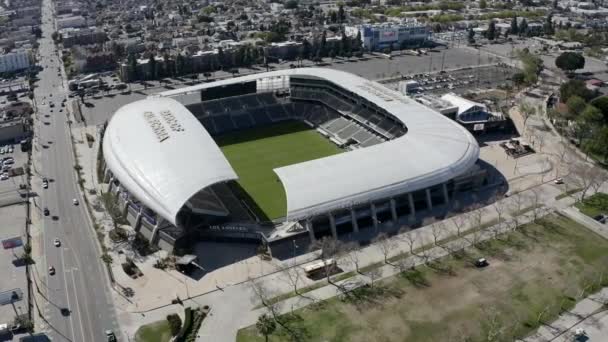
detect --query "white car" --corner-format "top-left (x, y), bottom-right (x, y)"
top-left (53, 238), bottom-right (60, 247)
top-left (554, 178), bottom-right (564, 184)
top-left (72, 198), bottom-right (79, 205)
top-left (0, 173), bottom-right (8, 181)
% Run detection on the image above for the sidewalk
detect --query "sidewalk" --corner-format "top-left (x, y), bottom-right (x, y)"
top-left (522, 288), bottom-right (608, 342)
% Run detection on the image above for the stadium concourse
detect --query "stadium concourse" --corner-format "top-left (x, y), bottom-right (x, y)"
top-left (100, 68), bottom-right (485, 253)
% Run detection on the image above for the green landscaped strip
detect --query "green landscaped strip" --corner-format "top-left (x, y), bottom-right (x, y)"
top-left (134, 320), bottom-right (172, 342)
top-left (238, 214), bottom-right (608, 342)
top-left (575, 192), bottom-right (608, 218)
top-left (216, 121), bottom-right (342, 220)
top-left (254, 271), bottom-right (357, 309)
top-left (555, 187), bottom-right (583, 200)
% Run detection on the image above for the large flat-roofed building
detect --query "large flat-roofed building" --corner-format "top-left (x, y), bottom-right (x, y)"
top-left (345, 21), bottom-right (430, 51)
top-left (0, 50), bottom-right (30, 73)
top-left (101, 68), bottom-right (482, 252)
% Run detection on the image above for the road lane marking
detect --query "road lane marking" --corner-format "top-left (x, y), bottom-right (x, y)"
top-left (60, 248), bottom-right (76, 341)
top-left (70, 268), bottom-right (88, 342)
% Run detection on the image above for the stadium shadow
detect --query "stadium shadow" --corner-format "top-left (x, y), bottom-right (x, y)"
top-left (214, 120), bottom-right (311, 146)
top-left (227, 181), bottom-right (271, 223)
top-left (187, 240), bottom-right (259, 280)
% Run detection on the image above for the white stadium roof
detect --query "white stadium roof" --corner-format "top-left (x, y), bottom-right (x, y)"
top-left (105, 68), bottom-right (479, 224)
top-left (103, 97), bottom-right (237, 225)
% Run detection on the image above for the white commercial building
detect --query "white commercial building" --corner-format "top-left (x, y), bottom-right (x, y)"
top-left (0, 50), bottom-right (30, 73)
top-left (56, 15), bottom-right (87, 29)
top-left (345, 21), bottom-right (430, 51)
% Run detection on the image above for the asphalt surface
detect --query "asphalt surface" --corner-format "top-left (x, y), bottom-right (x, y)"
top-left (32, 0), bottom-right (119, 340)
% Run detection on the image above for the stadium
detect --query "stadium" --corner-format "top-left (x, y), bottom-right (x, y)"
top-left (101, 68), bottom-right (483, 252)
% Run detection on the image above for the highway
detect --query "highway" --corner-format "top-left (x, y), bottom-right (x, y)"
top-left (32, 0), bottom-right (119, 340)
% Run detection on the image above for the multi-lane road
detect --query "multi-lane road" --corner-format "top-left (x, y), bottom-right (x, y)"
top-left (32, 0), bottom-right (119, 340)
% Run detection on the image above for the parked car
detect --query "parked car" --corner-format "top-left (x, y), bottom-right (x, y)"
top-left (106, 330), bottom-right (117, 342)
top-left (593, 214), bottom-right (607, 224)
top-left (475, 258), bottom-right (489, 268)
top-left (43, 207), bottom-right (49, 216)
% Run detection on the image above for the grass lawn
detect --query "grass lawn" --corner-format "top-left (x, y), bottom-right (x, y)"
top-left (134, 320), bottom-right (172, 342)
top-left (575, 192), bottom-right (608, 218)
top-left (237, 214), bottom-right (608, 342)
top-left (216, 120), bottom-right (342, 220)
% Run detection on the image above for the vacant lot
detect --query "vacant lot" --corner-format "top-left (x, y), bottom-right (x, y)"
top-left (216, 120), bottom-right (342, 220)
top-left (238, 214), bottom-right (608, 342)
top-left (576, 192), bottom-right (608, 218)
top-left (134, 320), bottom-right (172, 342)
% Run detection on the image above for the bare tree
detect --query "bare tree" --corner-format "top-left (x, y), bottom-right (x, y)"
top-left (281, 266), bottom-right (303, 297)
top-left (519, 102), bottom-right (536, 134)
top-left (570, 163), bottom-right (606, 202)
top-left (401, 229), bottom-right (419, 256)
top-left (308, 236), bottom-right (345, 285)
top-left (451, 213), bottom-right (469, 237)
top-left (430, 222), bottom-right (445, 247)
top-left (343, 241), bottom-right (362, 274)
top-left (530, 188), bottom-right (543, 223)
top-left (373, 232), bottom-right (396, 265)
top-left (366, 267), bottom-right (382, 288)
top-left (507, 192), bottom-right (526, 231)
top-left (249, 279), bottom-right (303, 341)
top-left (491, 198), bottom-right (508, 239)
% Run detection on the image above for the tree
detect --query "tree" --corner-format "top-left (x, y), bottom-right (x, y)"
top-left (584, 126), bottom-right (608, 163)
top-left (284, 0), bottom-right (299, 9)
top-left (166, 314), bottom-right (182, 336)
top-left (519, 18), bottom-right (528, 36)
top-left (344, 242), bottom-right (362, 273)
top-left (544, 13), bottom-right (554, 36)
top-left (148, 55), bottom-right (157, 80)
top-left (487, 20), bottom-right (496, 41)
top-left (575, 105), bottom-right (603, 145)
top-left (127, 53), bottom-right (138, 81)
top-left (175, 54), bottom-right (185, 76)
top-left (517, 48), bottom-right (543, 84)
top-left (256, 314), bottom-right (276, 342)
top-left (480, 0), bottom-right (487, 9)
top-left (571, 163), bottom-right (607, 201)
top-left (338, 4), bottom-right (345, 23)
top-left (309, 236), bottom-right (345, 284)
top-left (373, 232), bottom-right (396, 264)
top-left (590, 96), bottom-right (608, 122)
top-left (566, 95), bottom-right (587, 117)
top-left (560, 79), bottom-right (594, 102)
top-left (468, 28), bottom-right (475, 44)
top-left (556, 52), bottom-right (585, 74)
top-left (512, 72), bottom-right (526, 88)
top-left (511, 16), bottom-right (519, 35)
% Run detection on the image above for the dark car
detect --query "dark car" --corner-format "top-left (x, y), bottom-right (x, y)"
top-left (593, 214), bottom-right (607, 224)
top-left (106, 330), bottom-right (117, 342)
top-left (43, 207), bottom-right (49, 216)
top-left (475, 258), bottom-right (489, 268)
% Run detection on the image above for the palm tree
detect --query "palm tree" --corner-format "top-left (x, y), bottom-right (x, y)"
top-left (256, 314), bottom-right (276, 342)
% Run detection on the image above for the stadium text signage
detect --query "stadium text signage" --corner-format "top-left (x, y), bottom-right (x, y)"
top-left (143, 110), bottom-right (185, 143)
top-left (209, 225), bottom-right (250, 232)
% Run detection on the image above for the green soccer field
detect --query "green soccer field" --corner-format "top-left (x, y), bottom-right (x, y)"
top-left (215, 120), bottom-right (342, 220)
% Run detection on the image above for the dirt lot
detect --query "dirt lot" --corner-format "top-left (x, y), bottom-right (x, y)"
top-left (238, 214), bottom-right (608, 342)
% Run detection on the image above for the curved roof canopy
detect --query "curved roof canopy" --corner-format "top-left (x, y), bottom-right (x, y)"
top-left (106, 68), bottom-right (479, 224)
top-left (103, 97), bottom-right (237, 225)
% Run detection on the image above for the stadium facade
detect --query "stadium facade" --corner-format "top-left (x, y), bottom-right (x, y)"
top-left (100, 68), bottom-right (483, 252)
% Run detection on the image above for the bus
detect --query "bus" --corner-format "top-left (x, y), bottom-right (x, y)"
top-left (303, 258), bottom-right (336, 278)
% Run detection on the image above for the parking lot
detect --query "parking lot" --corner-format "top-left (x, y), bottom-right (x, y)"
top-left (0, 203), bottom-right (29, 337)
top-left (383, 64), bottom-right (515, 96)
